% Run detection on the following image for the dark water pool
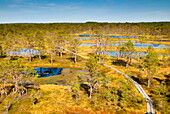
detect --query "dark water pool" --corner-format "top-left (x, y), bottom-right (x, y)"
top-left (79, 35), bottom-right (93, 37)
top-left (34, 67), bottom-right (63, 77)
top-left (109, 36), bottom-right (139, 38)
top-left (79, 35), bottom-right (140, 38)
top-left (34, 68), bottom-right (88, 78)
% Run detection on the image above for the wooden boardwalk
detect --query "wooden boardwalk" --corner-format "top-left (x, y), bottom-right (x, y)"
top-left (62, 47), bottom-right (156, 114)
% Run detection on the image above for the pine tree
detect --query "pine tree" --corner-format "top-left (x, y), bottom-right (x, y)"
top-left (68, 38), bottom-right (81, 63)
top-left (143, 46), bottom-right (159, 88)
top-left (119, 41), bottom-right (135, 67)
top-left (86, 55), bottom-right (103, 98)
top-left (0, 59), bottom-right (36, 96)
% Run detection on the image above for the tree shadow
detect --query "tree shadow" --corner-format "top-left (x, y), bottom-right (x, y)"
top-left (40, 55), bottom-right (47, 59)
top-left (131, 76), bottom-right (148, 86)
top-left (80, 84), bottom-right (90, 96)
top-left (0, 55), bottom-right (7, 58)
top-left (153, 78), bottom-right (164, 83)
top-left (67, 57), bottom-right (76, 63)
top-left (153, 73), bottom-right (170, 86)
top-left (34, 55), bottom-right (47, 59)
top-left (164, 74), bottom-right (170, 86)
top-left (58, 52), bottom-right (67, 56)
top-left (112, 59), bottom-right (127, 66)
top-left (67, 56), bottom-right (83, 63)
top-left (48, 60), bottom-right (56, 63)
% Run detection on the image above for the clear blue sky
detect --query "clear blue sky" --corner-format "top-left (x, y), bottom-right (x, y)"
top-left (0, 0), bottom-right (170, 23)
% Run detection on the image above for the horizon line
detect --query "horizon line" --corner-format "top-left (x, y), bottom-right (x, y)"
top-left (0, 21), bottom-right (170, 24)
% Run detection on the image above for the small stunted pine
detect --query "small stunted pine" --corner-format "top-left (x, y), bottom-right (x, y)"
top-left (86, 55), bottom-right (103, 98)
top-left (143, 46), bottom-right (159, 88)
top-left (118, 40), bottom-right (135, 67)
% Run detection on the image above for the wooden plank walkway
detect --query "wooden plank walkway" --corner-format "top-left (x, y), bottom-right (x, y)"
top-left (61, 47), bottom-right (156, 114)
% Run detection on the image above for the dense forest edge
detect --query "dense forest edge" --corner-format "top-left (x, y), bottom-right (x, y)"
top-left (0, 22), bottom-right (170, 114)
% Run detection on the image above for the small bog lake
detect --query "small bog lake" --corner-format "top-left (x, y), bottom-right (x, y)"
top-left (79, 35), bottom-right (140, 38)
top-left (150, 40), bottom-right (170, 42)
top-left (34, 67), bottom-right (89, 85)
top-left (34, 67), bottom-right (63, 77)
top-left (7, 48), bottom-right (39, 56)
top-left (80, 43), bottom-right (170, 49)
top-left (96, 51), bottom-right (167, 57)
top-left (34, 67), bottom-right (88, 78)
top-left (79, 38), bottom-right (94, 40)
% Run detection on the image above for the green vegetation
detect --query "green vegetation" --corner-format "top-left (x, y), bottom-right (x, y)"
top-left (0, 22), bottom-right (170, 114)
top-left (118, 41), bottom-right (135, 67)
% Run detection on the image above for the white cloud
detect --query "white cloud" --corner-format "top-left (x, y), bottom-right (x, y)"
top-left (7, 2), bottom-right (79, 10)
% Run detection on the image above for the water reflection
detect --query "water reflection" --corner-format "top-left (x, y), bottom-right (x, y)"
top-left (79, 38), bottom-right (94, 40)
top-left (80, 43), bottom-right (170, 49)
top-left (79, 35), bottom-right (140, 38)
top-left (34, 67), bottom-right (63, 77)
top-left (80, 43), bottom-right (96, 46)
top-left (7, 48), bottom-right (39, 56)
top-left (109, 36), bottom-right (139, 38)
top-left (95, 51), bottom-right (167, 57)
top-left (150, 40), bottom-right (170, 42)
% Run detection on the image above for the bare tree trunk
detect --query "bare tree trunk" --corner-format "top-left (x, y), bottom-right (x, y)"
top-left (5, 102), bottom-right (11, 113)
top-left (29, 51), bottom-right (32, 62)
top-left (38, 52), bottom-right (41, 60)
top-left (89, 85), bottom-right (93, 98)
top-left (147, 75), bottom-right (151, 88)
top-left (29, 49), bottom-right (32, 62)
top-left (147, 71), bottom-right (152, 88)
top-left (8, 54), bottom-right (11, 61)
top-left (126, 57), bottom-right (129, 68)
top-left (126, 63), bottom-right (129, 68)
top-left (74, 54), bottom-right (77, 63)
top-left (129, 57), bottom-right (132, 65)
top-left (60, 49), bottom-right (63, 58)
top-left (13, 79), bottom-right (19, 95)
top-left (29, 56), bottom-right (32, 62)
top-left (50, 54), bottom-right (53, 64)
